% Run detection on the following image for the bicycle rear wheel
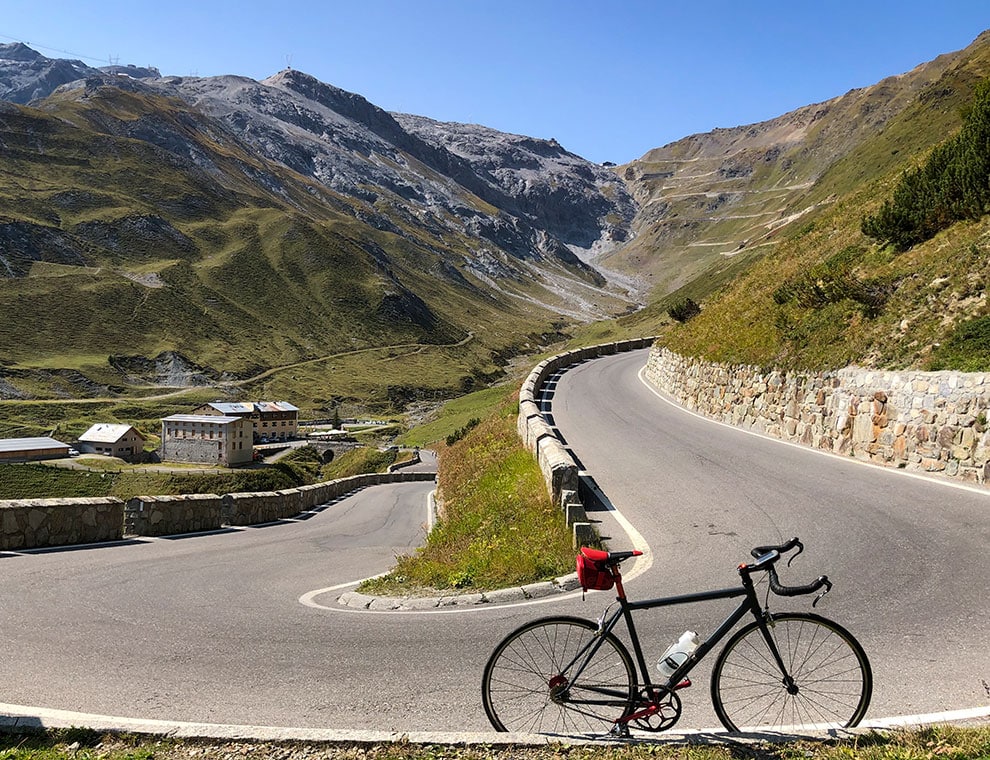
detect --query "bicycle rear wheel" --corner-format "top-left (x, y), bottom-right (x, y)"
top-left (710, 612), bottom-right (872, 732)
top-left (482, 616), bottom-right (636, 735)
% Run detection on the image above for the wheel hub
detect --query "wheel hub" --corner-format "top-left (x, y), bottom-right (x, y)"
top-left (548, 674), bottom-right (569, 703)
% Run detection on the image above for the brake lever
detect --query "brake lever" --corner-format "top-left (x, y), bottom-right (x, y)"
top-left (786, 539), bottom-right (805, 568)
top-left (812, 577), bottom-right (833, 607)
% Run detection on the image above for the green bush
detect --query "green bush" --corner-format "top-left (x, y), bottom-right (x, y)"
top-left (863, 78), bottom-right (990, 249)
top-left (773, 246), bottom-right (893, 319)
top-left (445, 417), bottom-right (480, 446)
top-left (667, 297), bottom-right (701, 323)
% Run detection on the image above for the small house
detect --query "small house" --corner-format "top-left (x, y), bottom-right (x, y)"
top-left (78, 423), bottom-right (146, 461)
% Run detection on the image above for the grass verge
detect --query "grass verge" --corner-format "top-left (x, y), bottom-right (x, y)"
top-left (0, 447), bottom-right (335, 500)
top-left (0, 725), bottom-right (987, 760)
top-left (397, 385), bottom-right (516, 448)
top-left (359, 394), bottom-right (574, 594)
top-left (320, 447), bottom-right (399, 479)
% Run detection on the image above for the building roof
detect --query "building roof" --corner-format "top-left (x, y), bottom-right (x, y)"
top-left (257, 401), bottom-right (299, 413)
top-left (0, 437), bottom-right (70, 453)
top-left (79, 423), bottom-right (145, 444)
top-left (203, 402), bottom-right (255, 415)
top-left (162, 414), bottom-right (245, 425)
top-left (202, 401), bottom-right (298, 414)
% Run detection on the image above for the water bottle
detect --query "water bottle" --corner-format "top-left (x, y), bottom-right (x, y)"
top-left (657, 630), bottom-right (699, 677)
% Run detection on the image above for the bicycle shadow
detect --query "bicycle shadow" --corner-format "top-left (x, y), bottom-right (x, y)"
top-left (538, 727), bottom-right (866, 746)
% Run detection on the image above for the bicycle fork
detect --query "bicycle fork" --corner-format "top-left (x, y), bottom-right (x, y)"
top-left (755, 612), bottom-right (800, 695)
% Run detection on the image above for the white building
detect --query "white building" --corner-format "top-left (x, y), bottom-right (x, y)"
top-left (160, 414), bottom-right (253, 466)
top-left (78, 423), bottom-right (146, 461)
top-left (194, 401), bottom-right (300, 442)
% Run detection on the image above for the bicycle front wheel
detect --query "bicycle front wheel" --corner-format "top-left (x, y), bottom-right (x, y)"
top-left (482, 616), bottom-right (636, 735)
top-left (710, 612), bottom-right (872, 732)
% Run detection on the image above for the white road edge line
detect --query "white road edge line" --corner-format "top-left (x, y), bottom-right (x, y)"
top-left (1, 700), bottom-right (986, 738)
top-left (298, 478), bottom-right (652, 614)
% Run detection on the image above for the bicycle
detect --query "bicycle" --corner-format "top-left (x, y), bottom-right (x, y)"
top-left (481, 537), bottom-right (872, 736)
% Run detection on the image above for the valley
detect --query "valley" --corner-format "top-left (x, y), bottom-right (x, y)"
top-left (4, 31), bottom-right (990, 443)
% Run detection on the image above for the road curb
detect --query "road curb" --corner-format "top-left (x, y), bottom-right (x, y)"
top-left (336, 574), bottom-right (583, 610)
top-left (3, 702), bottom-right (986, 747)
top-left (0, 702), bottom-right (898, 746)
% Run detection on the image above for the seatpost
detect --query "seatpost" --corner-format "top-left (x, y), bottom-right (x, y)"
top-left (612, 563), bottom-right (628, 601)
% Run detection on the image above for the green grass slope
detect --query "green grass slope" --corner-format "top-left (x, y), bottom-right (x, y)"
top-left (0, 87), bottom-right (573, 415)
top-left (610, 34), bottom-right (990, 372)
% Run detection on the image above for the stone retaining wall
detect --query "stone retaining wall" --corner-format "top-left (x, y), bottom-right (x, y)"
top-left (645, 346), bottom-right (990, 484)
top-left (1, 471), bottom-right (435, 551)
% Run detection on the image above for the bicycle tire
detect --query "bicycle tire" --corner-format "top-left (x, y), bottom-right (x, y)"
top-left (482, 616), bottom-right (636, 735)
top-left (710, 612), bottom-right (872, 732)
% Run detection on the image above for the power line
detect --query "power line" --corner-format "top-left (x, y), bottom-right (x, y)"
top-left (0, 32), bottom-right (117, 66)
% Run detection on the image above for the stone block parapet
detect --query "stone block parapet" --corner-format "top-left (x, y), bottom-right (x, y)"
top-left (1, 471), bottom-right (436, 551)
top-left (0, 497), bottom-right (124, 550)
top-left (124, 494), bottom-right (224, 537)
top-left (516, 338), bottom-right (657, 541)
top-left (645, 345), bottom-right (990, 485)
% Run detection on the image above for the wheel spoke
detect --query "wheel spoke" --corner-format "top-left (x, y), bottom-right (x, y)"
top-left (483, 617), bottom-right (636, 736)
top-left (711, 613), bottom-right (871, 732)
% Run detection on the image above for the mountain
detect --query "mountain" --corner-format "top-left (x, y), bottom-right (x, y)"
top-left (609, 30), bottom-right (990, 372)
top-left (0, 43), bottom-right (638, 408)
top-left (605, 35), bottom-right (987, 297)
top-left (0, 42), bottom-right (158, 102)
top-left (4, 29), bottom-right (990, 415)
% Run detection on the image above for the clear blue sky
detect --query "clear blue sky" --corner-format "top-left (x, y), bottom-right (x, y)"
top-left (2, 1), bottom-right (989, 164)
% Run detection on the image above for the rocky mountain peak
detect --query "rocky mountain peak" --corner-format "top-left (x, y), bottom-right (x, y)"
top-left (0, 43), bottom-right (98, 103)
top-left (263, 67), bottom-right (418, 155)
top-left (0, 42), bottom-right (44, 62)
top-left (265, 69), bottom-right (371, 117)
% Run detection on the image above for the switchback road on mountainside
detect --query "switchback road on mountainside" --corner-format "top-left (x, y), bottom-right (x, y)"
top-left (0, 349), bottom-right (986, 734)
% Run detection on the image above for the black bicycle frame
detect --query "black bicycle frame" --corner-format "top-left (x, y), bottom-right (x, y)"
top-left (568, 570), bottom-right (783, 709)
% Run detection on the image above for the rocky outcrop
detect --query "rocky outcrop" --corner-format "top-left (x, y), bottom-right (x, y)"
top-left (108, 352), bottom-right (224, 387)
top-left (0, 43), bottom-right (158, 103)
top-left (0, 221), bottom-right (90, 276)
top-left (395, 114), bottom-right (637, 257)
top-left (72, 215), bottom-right (198, 259)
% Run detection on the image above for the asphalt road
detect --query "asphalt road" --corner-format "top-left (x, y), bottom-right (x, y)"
top-left (0, 351), bottom-right (987, 734)
top-left (547, 349), bottom-right (989, 726)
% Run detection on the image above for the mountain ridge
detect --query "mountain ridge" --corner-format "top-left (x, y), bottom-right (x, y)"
top-left (4, 30), bottom-right (990, 414)
top-left (0, 42), bottom-right (638, 409)
top-left (602, 30), bottom-right (990, 299)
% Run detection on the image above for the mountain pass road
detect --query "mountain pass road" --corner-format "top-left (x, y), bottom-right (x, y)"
top-left (546, 349), bottom-right (989, 726)
top-left (0, 350), bottom-right (987, 733)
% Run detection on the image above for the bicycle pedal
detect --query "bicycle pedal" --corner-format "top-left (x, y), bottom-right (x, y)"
top-left (674, 678), bottom-right (692, 690)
